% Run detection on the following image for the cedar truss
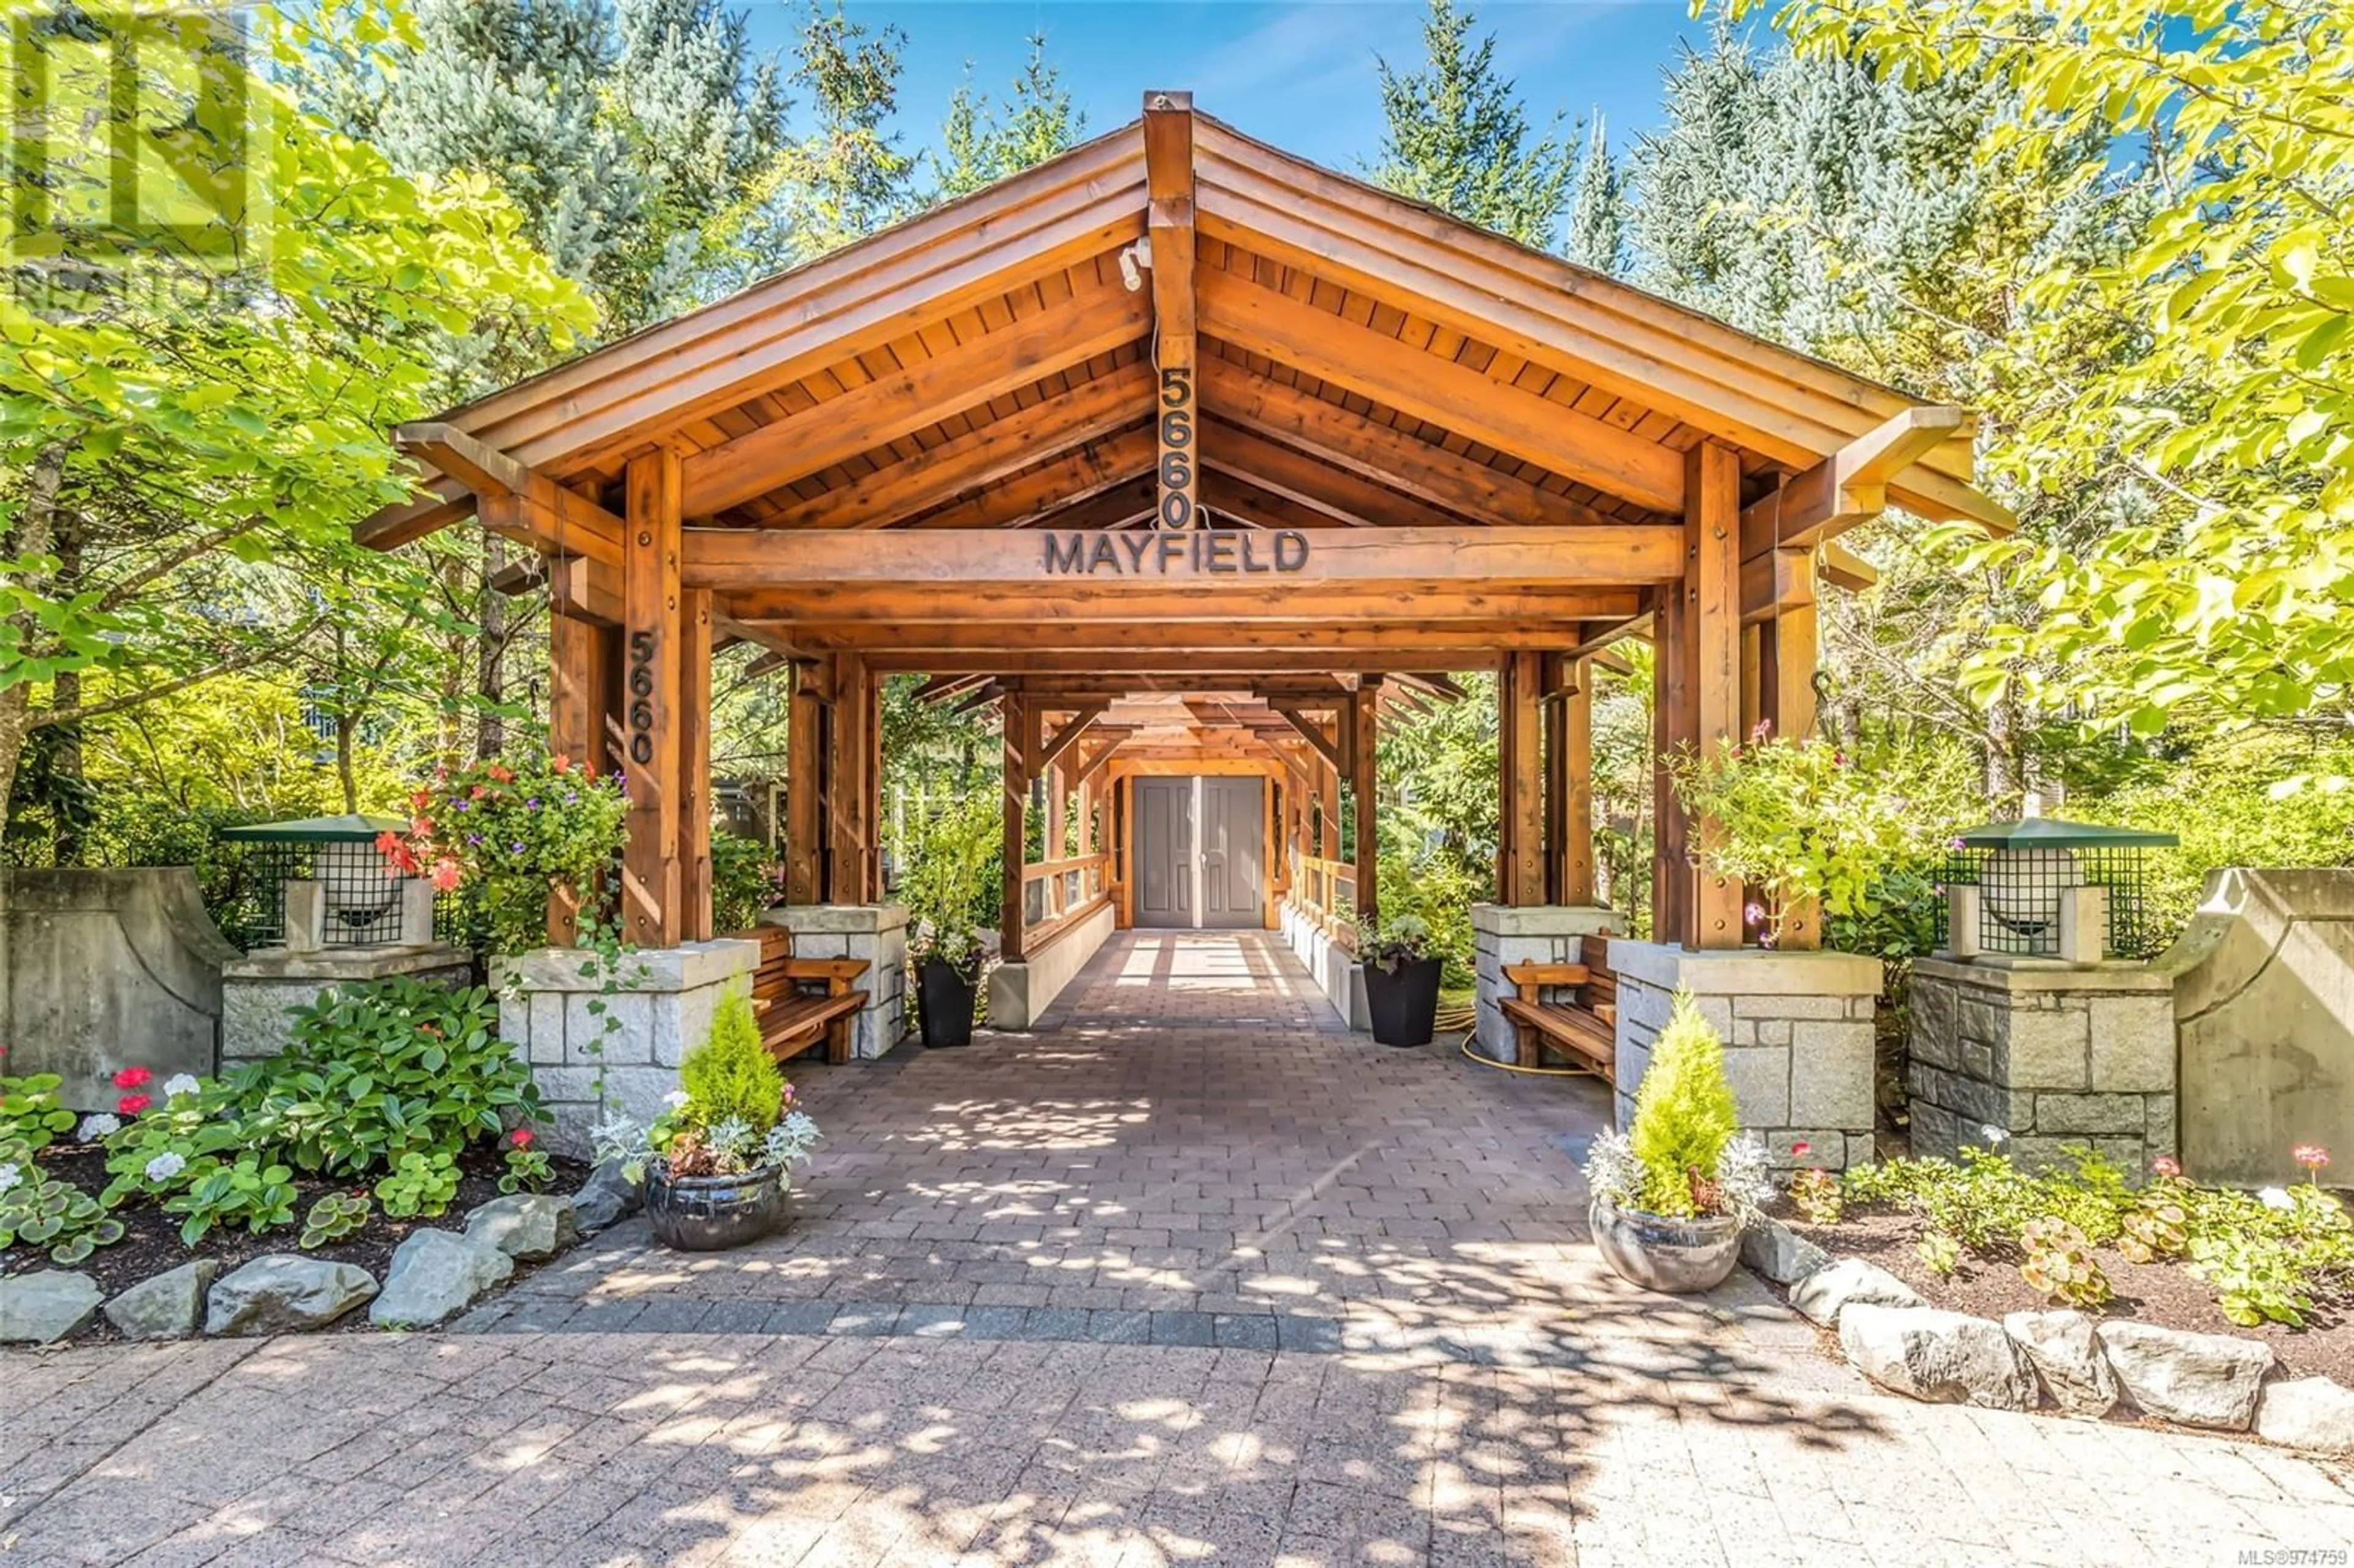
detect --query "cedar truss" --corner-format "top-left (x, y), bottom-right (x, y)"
top-left (357, 92), bottom-right (2005, 951)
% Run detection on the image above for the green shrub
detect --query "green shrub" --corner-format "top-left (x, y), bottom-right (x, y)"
top-left (677, 988), bottom-right (785, 1133)
top-left (1626, 991), bottom-right (1741, 1217)
top-left (710, 832), bottom-right (780, 935)
top-left (902, 794), bottom-right (999, 971)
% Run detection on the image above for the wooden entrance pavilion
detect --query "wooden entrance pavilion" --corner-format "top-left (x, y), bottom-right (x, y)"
top-left (360, 93), bottom-right (2006, 995)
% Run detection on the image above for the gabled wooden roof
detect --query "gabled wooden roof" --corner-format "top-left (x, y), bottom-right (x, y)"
top-left (363, 102), bottom-right (2005, 558)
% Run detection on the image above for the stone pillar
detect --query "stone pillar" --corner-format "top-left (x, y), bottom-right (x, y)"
top-left (223, 943), bottom-right (473, 1068)
top-left (1471, 904), bottom-right (1620, 1063)
top-left (1608, 942), bottom-right (1881, 1170)
top-left (1906, 956), bottom-right (2176, 1174)
top-left (492, 937), bottom-right (760, 1158)
top-left (762, 904), bottom-right (907, 1059)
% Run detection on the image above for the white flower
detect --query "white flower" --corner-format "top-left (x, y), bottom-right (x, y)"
top-left (143, 1152), bottom-right (186, 1184)
top-left (77, 1113), bottom-right (120, 1141)
top-left (1979, 1125), bottom-right (2009, 1144)
top-left (662, 1089), bottom-right (691, 1111)
top-left (0, 1162), bottom-right (21, 1196)
top-left (162, 1074), bottom-right (201, 1100)
top-left (2259, 1186), bottom-right (2295, 1211)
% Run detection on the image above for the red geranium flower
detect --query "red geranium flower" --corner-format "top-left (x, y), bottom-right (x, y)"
top-left (112, 1066), bottom-right (151, 1089)
top-left (117, 1093), bottom-right (151, 1115)
top-left (551, 754), bottom-right (572, 773)
top-left (1790, 1141), bottom-right (1811, 1159)
top-left (429, 858), bottom-right (464, 892)
top-left (509, 1128), bottom-right (535, 1149)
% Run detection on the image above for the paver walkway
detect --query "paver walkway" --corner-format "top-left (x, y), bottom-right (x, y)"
top-left (4, 932), bottom-right (2351, 1566)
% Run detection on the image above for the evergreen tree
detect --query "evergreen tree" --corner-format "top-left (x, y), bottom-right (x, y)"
top-left (934, 35), bottom-right (1086, 203)
top-left (1368, 0), bottom-right (1578, 249)
top-left (775, 4), bottom-right (918, 254)
top-left (1561, 112), bottom-right (1623, 275)
top-left (317, 0), bottom-right (789, 338)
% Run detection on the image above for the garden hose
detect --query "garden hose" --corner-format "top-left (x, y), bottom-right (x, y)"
top-left (1454, 1035), bottom-right (1604, 1078)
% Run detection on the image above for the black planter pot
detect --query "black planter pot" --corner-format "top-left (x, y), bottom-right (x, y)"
top-left (646, 1164), bottom-right (785, 1252)
top-left (918, 954), bottom-right (979, 1048)
top-left (1363, 956), bottom-right (1443, 1047)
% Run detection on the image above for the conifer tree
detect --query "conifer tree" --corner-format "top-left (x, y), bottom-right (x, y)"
top-left (1368, 0), bottom-right (1577, 249)
top-left (935, 36), bottom-right (1086, 204)
top-left (1561, 112), bottom-right (1623, 275)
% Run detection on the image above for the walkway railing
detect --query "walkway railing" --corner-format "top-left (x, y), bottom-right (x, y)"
top-left (1023, 851), bottom-right (1111, 951)
top-left (1290, 851), bottom-right (1357, 951)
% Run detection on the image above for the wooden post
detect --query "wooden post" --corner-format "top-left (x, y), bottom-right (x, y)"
top-left (1767, 552), bottom-right (1823, 948)
top-left (1547, 654), bottom-right (1596, 907)
top-left (1499, 650), bottom-right (1544, 904)
top-left (1653, 575), bottom-right (1691, 947)
top-left (1145, 91), bottom-right (1198, 532)
top-left (827, 652), bottom-right (873, 904)
top-left (1317, 759), bottom-right (1339, 861)
top-left (678, 587), bottom-right (713, 940)
top-left (1001, 695), bottom-right (1034, 962)
top-left (783, 658), bottom-right (828, 905)
top-left (547, 611), bottom-right (612, 945)
top-left (1046, 758), bottom-right (1067, 915)
top-left (1689, 440), bottom-right (1744, 950)
top-left (622, 447), bottom-right (683, 948)
top-left (1349, 677), bottom-right (1380, 935)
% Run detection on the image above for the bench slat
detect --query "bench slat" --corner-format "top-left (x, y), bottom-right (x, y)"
top-left (1499, 995), bottom-right (1614, 1081)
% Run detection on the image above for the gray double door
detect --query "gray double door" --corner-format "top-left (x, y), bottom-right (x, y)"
top-left (1133, 776), bottom-right (1264, 929)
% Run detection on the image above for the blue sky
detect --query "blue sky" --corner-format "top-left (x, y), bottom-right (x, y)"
top-left (738, 2), bottom-right (1726, 177)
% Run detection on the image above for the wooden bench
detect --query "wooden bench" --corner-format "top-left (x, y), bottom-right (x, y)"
top-left (1499, 935), bottom-right (1621, 1081)
top-left (742, 929), bottom-right (868, 1064)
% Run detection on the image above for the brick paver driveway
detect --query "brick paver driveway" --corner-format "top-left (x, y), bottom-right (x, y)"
top-left (5, 932), bottom-right (2350, 1566)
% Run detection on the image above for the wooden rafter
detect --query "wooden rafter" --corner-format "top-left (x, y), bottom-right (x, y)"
top-left (1738, 407), bottom-right (1976, 558)
top-left (1033, 702), bottom-right (1110, 773)
top-left (390, 425), bottom-right (623, 565)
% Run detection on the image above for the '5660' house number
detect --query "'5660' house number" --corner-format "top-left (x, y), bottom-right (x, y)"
top-left (1157, 365), bottom-right (1195, 530)
top-left (627, 630), bottom-right (658, 764)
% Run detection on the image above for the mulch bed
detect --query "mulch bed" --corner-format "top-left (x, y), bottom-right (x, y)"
top-left (1774, 1202), bottom-right (2354, 1387)
top-left (4, 1140), bottom-right (589, 1342)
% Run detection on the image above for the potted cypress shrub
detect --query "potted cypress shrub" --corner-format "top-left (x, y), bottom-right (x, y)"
top-left (1582, 989), bottom-right (1772, 1292)
top-left (1362, 915), bottom-right (1443, 1047)
top-left (595, 989), bottom-right (822, 1252)
top-left (903, 797), bottom-right (996, 1049)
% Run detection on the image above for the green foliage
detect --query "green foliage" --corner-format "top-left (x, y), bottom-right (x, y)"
top-left (1740, 0), bottom-right (2354, 734)
top-left (1369, 0), bottom-right (1581, 248)
top-left (0, 1140), bottom-right (125, 1265)
top-left (677, 989), bottom-right (787, 1134)
top-left (1669, 733), bottom-right (1976, 948)
top-left (1916, 1229), bottom-right (1960, 1277)
top-left (1626, 991), bottom-right (1742, 1217)
top-left (0, 1071), bottom-right (76, 1152)
top-left (386, 751), bottom-right (628, 956)
top-left (710, 831), bottom-right (780, 935)
top-left (1365, 915), bottom-right (1436, 973)
top-left (935, 35), bottom-right (1085, 202)
top-left (901, 792), bottom-right (999, 972)
top-left (166, 1155), bottom-right (299, 1247)
top-left (373, 1149), bottom-right (461, 1219)
top-left (300, 1192), bottom-right (375, 1249)
top-left (499, 1138), bottom-right (554, 1195)
top-left (1842, 1146), bottom-right (2354, 1329)
top-left (1374, 670), bottom-right (1498, 984)
top-left (2019, 1217), bottom-right (2112, 1309)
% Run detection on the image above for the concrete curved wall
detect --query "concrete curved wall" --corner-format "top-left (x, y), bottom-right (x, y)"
top-left (2158, 869), bottom-right (2354, 1186)
top-left (2, 868), bottom-right (238, 1111)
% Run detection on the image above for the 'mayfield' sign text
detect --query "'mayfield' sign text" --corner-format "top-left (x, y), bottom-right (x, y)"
top-left (1042, 529), bottom-right (1310, 577)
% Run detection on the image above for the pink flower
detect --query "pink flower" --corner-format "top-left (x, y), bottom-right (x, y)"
top-left (116, 1093), bottom-right (151, 1116)
top-left (2150, 1155), bottom-right (2182, 1178)
top-left (112, 1066), bottom-right (151, 1089)
top-left (1791, 1141), bottom-right (1811, 1159)
top-left (430, 858), bottom-right (463, 892)
top-left (509, 1128), bottom-right (535, 1149)
top-left (2294, 1144), bottom-right (2330, 1179)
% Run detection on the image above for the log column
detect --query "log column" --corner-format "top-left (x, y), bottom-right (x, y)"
top-left (826, 652), bottom-right (875, 904)
top-left (678, 587), bottom-right (714, 940)
top-left (1498, 651), bottom-right (1544, 905)
top-left (1347, 677), bottom-right (1380, 935)
top-left (546, 606), bottom-right (615, 945)
top-left (1655, 441), bottom-right (1743, 948)
top-left (1763, 550), bottom-right (1823, 949)
top-left (1001, 695), bottom-right (1035, 962)
top-left (783, 658), bottom-right (828, 906)
top-left (1545, 654), bottom-right (1595, 906)
top-left (621, 447), bottom-right (684, 948)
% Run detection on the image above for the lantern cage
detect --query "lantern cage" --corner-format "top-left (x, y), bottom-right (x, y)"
top-left (215, 815), bottom-right (460, 952)
top-left (1936, 817), bottom-right (2177, 962)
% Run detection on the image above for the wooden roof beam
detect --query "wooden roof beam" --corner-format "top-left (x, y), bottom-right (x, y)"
top-left (384, 425), bottom-right (625, 565)
top-left (1739, 407), bottom-right (1973, 558)
top-left (1034, 702), bottom-right (1111, 774)
top-left (356, 476), bottom-right (473, 552)
top-left (680, 267), bottom-right (1151, 517)
top-left (1196, 268), bottom-right (1685, 513)
top-left (1144, 91), bottom-right (1200, 533)
top-left (916, 425), bottom-right (1154, 530)
top-left (1195, 356), bottom-right (1632, 530)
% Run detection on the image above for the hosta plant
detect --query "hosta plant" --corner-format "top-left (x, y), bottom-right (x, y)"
top-left (0, 1141), bottom-right (124, 1265)
top-left (162, 1155), bottom-right (298, 1246)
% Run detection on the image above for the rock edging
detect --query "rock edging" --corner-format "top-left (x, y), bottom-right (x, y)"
top-left (1742, 1217), bottom-right (2350, 1454)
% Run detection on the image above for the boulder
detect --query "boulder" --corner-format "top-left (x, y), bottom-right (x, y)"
top-left (2002, 1309), bottom-right (2120, 1417)
top-left (1740, 1220), bottom-right (1830, 1286)
top-left (464, 1193), bottom-right (579, 1262)
top-left (1839, 1304), bottom-right (2040, 1410)
top-left (105, 1260), bottom-right (220, 1341)
top-left (2095, 1320), bottom-right (2274, 1430)
top-left (205, 1255), bottom-right (378, 1336)
top-left (0, 1270), bottom-right (102, 1345)
top-left (571, 1160), bottom-right (643, 1235)
top-left (370, 1230), bottom-right (514, 1329)
top-left (2253, 1377), bottom-right (2354, 1455)
top-left (1788, 1258), bottom-right (1925, 1328)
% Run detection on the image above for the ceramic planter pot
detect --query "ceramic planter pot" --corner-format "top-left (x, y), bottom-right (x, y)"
top-left (1590, 1195), bottom-right (1743, 1293)
top-left (918, 954), bottom-right (979, 1048)
top-left (1363, 956), bottom-right (1443, 1047)
top-left (646, 1164), bottom-right (785, 1252)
